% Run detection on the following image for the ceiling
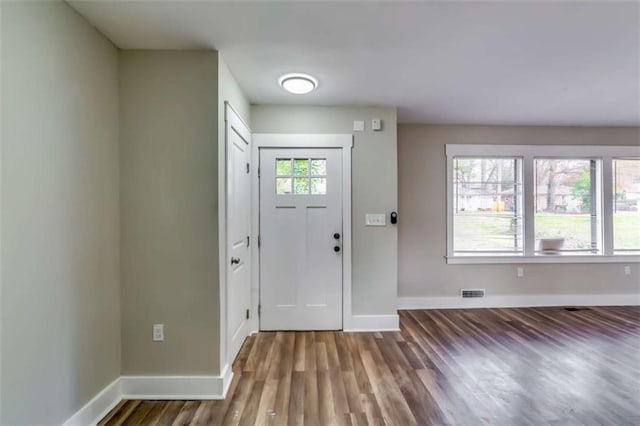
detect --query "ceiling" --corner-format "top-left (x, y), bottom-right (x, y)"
top-left (67, 1), bottom-right (640, 126)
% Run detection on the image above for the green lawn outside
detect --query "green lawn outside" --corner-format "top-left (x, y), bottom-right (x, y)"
top-left (454, 213), bottom-right (521, 251)
top-left (535, 214), bottom-right (591, 250)
top-left (614, 213), bottom-right (640, 250)
top-left (454, 212), bottom-right (640, 252)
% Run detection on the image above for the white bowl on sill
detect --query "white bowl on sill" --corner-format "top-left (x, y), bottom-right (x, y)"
top-left (538, 238), bottom-right (565, 253)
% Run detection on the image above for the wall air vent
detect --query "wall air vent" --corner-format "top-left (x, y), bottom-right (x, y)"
top-left (461, 289), bottom-right (485, 298)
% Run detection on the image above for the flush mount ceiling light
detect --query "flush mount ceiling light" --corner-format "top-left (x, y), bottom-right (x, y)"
top-left (278, 73), bottom-right (317, 95)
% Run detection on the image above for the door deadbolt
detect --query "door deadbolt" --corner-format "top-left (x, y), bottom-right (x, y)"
top-left (333, 233), bottom-right (341, 240)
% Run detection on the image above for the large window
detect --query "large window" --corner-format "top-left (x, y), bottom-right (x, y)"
top-left (453, 158), bottom-right (523, 254)
top-left (534, 159), bottom-right (601, 254)
top-left (447, 144), bottom-right (639, 263)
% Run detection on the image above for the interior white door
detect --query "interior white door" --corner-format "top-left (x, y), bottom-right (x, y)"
top-left (226, 106), bottom-right (251, 362)
top-left (260, 148), bottom-right (343, 330)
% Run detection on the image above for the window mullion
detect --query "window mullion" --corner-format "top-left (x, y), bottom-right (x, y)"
top-left (590, 160), bottom-right (597, 252)
top-left (602, 156), bottom-right (614, 255)
top-left (523, 155), bottom-right (536, 256)
top-left (446, 156), bottom-right (454, 258)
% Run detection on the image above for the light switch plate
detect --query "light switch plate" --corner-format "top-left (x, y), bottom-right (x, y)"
top-left (366, 214), bottom-right (386, 226)
top-left (153, 324), bottom-right (164, 341)
top-left (372, 118), bottom-right (382, 131)
top-left (353, 120), bottom-right (365, 132)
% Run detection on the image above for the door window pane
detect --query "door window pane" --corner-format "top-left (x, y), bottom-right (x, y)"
top-left (613, 158), bottom-right (640, 253)
top-left (276, 159), bottom-right (292, 176)
top-left (294, 178), bottom-right (310, 194)
top-left (276, 178), bottom-right (292, 195)
top-left (293, 159), bottom-right (309, 176)
top-left (534, 159), bottom-right (600, 254)
top-left (311, 178), bottom-right (327, 195)
top-left (453, 158), bottom-right (523, 254)
top-left (310, 159), bottom-right (327, 176)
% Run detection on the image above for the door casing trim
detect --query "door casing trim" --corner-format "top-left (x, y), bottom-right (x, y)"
top-left (251, 134), bottom-right (354, 332)
top-left (220, 102), bottom-right (252, 376)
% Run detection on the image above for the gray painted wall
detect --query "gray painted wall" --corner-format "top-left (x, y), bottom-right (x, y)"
top-left (398, 124), bottom-right (640, 299)
top-left (251, 105), bottom-right (398, 315)
top-left (1, 1), bottom-right (120, 424)
top-left (119, 51), bottom-right (221, 375)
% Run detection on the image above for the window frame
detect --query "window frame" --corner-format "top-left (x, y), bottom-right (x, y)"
top-left (446, 144), bottom-right (640, 264)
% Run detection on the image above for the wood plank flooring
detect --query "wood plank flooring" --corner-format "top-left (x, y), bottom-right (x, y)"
top-left (100, 306), bottom-right (640, 425)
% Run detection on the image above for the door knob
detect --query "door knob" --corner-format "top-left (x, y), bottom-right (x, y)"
top-left (231, 257), bottom-right (241, 265)
top-left (334, 233), bottom-right (341, 240)
top-left (334, 246), bottom-right (341, 252)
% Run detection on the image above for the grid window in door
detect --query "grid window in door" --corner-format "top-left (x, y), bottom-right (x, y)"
top-left (276, 158), bottom-right (327, 195)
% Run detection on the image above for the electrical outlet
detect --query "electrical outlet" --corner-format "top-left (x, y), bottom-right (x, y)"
top-left (153, 324), bottom-right (164, 341)
top-left (517, 267), bottom-right (524, 278)
top-left (624, 265), bottom-right (631, 275)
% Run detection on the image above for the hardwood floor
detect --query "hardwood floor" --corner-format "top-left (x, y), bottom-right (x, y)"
top-left (100, 307), bottom-right (640, 425)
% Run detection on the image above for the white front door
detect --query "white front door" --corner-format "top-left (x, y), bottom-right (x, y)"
top-left (226, 106), bottom-right (251, 362)
top-left (259, 148), bottom-right (343, 330)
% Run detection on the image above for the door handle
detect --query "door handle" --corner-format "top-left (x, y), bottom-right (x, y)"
top-left (231, 257), bottom-right (241, 265)
top-left (334, 246), bottom-right (341, 253)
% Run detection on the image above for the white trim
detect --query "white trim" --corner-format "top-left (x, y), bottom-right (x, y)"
top-left (445, 151), bottom-right (454, 260)
top-left (217, 102), bottom-right (227, 386)
top-left (62, 378), bottom-right (121, 426)
top-left (398, 293), bottom-right (640, 310)
top-left (221, 102), bottom-right (252, 382)
top-left (344, 314), bottom-right (400, 332)
top-left (120, 369), bottom-right (233, 400)
top-left (220, 363), bottom-right (235, 398)
top-left (602, 156), bottom-right (615, 254)
top-left (446, 144), bottom-right (640, 158)
top-left (341, 141), bottom-right (354, 331)
top-left (225, 101), bottom-right (252, 135)
top-left (254, 133), bottom-right (353, 149)
top-left (446, 255), bottom-right (640, 264)
top-left (252, 134), bottom-right (354, 330)
top-left (523, 155), bottom-right (535, 256)
top-left (63, 366), bottom-right (235, 425)
top-left (250, 141), bottom-right (260, 334)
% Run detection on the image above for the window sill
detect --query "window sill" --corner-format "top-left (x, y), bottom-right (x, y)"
top-left (446, 255), bottom-right (640, 264)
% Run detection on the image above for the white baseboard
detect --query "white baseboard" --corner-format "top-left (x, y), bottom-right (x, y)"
top-left (344, 314), bottom-right (400, 332)
top-left (63, 366), bottom-right (234, 425)
top-left (121, 367), bottom-right (233, 400)
top-left (62, 377), bottom-right (121, 426)
top-left (220, 363), bottom-right (234, 398)
top-left (398, 293), bottom-right (640, 310)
